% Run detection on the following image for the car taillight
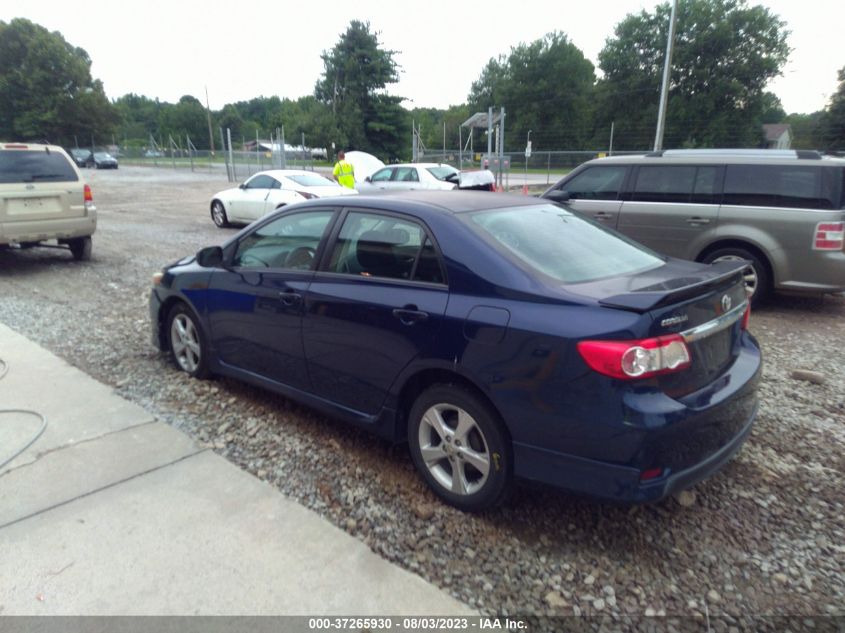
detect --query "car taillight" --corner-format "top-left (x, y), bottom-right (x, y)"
top-left (813, 221), bottom-right (844, 250)
top-left (296, 190), bottom-right (317, 200)
top-left (577, 334), bottom-right (691, 380)
top-left (84, 184), bottom-right (93, 202)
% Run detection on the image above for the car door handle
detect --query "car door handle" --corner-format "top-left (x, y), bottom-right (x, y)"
top-left (392, 307), bottom-right (429, 325)
top-left (593, 211), bottom-right (613, 219)
top-left (279, 290), bottom-right (302, 306)
top-left (686, 216), bottom-right (711, 225)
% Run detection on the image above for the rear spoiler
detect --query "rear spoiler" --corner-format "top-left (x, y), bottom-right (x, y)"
top-left (599, 260), bottom-right (748, 312)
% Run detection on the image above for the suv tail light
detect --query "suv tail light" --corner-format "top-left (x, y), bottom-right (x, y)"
top-left (813, 222), bottom-right (844, 250)
top-left (84, 184), bottom-right (93, 210)
top-left (577, 335), bottom-right (691, 380)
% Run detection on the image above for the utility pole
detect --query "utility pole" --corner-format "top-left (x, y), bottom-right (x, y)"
top-left (654, 0), bottom-right (678, 151)
top-left (205, 86), bottom-right (215, 154)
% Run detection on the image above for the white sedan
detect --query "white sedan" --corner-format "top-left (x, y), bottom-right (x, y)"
top-left (209, 170), bottom-right (358, 227)
top-left (356, 163), bottom-right (495, 192)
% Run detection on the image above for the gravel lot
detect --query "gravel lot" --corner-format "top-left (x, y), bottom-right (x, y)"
top-left (1, 166), bottom-right (843, 620)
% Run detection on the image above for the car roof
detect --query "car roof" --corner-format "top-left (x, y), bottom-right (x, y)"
top-left (257, 169), bottom-right (331, 179)
top-left (1, 142), bottom-right (66, 153)
top-left (335, 190), bottom-right (549, 216)
top-left (584, 151), bottom-right (845, 167)
top-left (381, 163), bottom-right (453, 169)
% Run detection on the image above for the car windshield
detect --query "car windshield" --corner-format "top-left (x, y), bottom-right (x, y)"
top-left (468, 204), bottom-right (664, 283)
top-left (286, 174), bottom-right (335, 187)
top-left (427, 165), bottom-right (459, 181)
top-left (0, 150), bottom-right (78, 183)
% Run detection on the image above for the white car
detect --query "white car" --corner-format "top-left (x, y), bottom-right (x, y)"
top-left (209, 169), bottom-right (358, 227)
top-left (356, 163), bottom-right (496, 192)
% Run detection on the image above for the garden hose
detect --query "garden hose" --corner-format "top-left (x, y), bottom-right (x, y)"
top-left (0, 357), bottom-right (49, 471)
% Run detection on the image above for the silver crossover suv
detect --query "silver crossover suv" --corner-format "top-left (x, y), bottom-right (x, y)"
top-left (0, 142), bottom-right (96, 260)
top-left (543, 149), bottom-right (845, 304)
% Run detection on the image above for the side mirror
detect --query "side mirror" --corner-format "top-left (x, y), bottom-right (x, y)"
top-left (238, 183), bottom-right (246, 189)
top-left (444, 172), bottom-right (459, 183)
top-left (196, 245), bottom-right (224, 268)
top-left (364, 176), bottom-right (372, 183)
top-left (546, 190), bottom-right (571, 202)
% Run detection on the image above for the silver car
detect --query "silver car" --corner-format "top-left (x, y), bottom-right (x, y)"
top-left (0, 142), bottom-right (96, 260)
top-left (543, 149), bottom-right (845, 304)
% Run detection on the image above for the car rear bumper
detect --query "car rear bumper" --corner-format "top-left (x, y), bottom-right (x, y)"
top-left (512, 335), bottom-right (761, 503)
top-left (0, 214), bottom-right (96, 244)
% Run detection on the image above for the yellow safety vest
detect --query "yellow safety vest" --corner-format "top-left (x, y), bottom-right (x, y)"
top-left (333, 160), bottom-right (355, 188)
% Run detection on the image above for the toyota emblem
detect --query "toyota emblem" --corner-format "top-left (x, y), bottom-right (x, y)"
top-left (721, 294), bottom-right (732, 312)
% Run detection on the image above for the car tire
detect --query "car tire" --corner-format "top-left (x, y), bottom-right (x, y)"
top-left (408, 384), bottom-right (512, 511)
top-left (68, 236), bottom-right (92, 261)
top-left (166, 303), bottom-right (210, 379)
top-left (702, 247), bottom-right (770, 306)
top-left (211, 200), bottom-right (229, 228)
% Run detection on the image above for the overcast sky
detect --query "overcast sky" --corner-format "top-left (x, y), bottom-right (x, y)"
top-left (2, 0), bottom-right (842, 115)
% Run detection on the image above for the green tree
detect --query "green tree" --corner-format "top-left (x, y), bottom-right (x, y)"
top-left (315, 20), bottom-right (408, 159)
top-left (0, 18), bottom-right (117, 145)
top-left (823, 66), bottom-right (845, 151)
top-left (785, 111), bottom-right (826, 150)
top-left (468, 33), bottom-right (596, 150)
top-left (159, 95), bottom-right (208, 148)
top-left (595, 0), bottom-right (790, 149)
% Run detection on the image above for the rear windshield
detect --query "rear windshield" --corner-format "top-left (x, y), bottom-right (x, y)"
top-left (286, 174), bottom-right (335, 187)
top-left (468, 204), bottom-right (664, 283)
top-left (427, 165), bottom-right (459, 181)
top-left (0, 150), bottom-right (78, 183)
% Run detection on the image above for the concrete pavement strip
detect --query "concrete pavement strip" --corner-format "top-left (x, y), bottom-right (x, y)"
top-left (0, 322), bottom-right (472, 615)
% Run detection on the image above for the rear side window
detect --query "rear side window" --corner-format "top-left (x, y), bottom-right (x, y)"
top-left (632, 165), bottom-right (719, 204)
top-left (469, 204), bottom-right (664, 284)
top-left (327, 211), bottom-right (445, 283)
top-left (0, 150), bottom-right (78, 183)
top-left (562, 166), bottom-right (627, 201)
top-left (723, 165), bottom-right (843, 209)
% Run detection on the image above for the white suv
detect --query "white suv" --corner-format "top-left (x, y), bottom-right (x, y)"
top-left (0, 142), bottom-right (96, 260)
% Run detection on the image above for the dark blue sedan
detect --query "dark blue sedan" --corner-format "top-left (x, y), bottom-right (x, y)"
top-left (150, 192), bottom-right (760, 510)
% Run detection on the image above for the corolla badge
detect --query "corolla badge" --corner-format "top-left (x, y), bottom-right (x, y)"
top-left (661, 314), bottom-right (689, 328)
top-left (721, 294), bottom-right (732, 312)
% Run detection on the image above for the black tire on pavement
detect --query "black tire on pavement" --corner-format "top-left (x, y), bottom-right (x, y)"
top-left (69, 236), bottom-right (92, 261)
top-left (702, 247), bottom-right (770, 306)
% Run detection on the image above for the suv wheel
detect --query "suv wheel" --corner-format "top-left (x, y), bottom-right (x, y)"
top-left (69, 236), bottom-right (92, 261)
top-left (408, 385), bottom-right (512, 511)
top-left (703, 247), bottom-right (769, 306)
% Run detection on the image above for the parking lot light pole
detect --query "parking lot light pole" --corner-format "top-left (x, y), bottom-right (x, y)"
top-left (654, 0), bottom-right (678, 151)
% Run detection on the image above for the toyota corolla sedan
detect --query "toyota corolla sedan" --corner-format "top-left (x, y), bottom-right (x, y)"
top-left (150, 192), bottom-right (761, 510)
top-left (210, 169), bottom-right (358, 228)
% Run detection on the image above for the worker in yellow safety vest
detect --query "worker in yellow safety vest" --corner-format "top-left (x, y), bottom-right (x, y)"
top-left (332, 151), bottom-right (356, 189)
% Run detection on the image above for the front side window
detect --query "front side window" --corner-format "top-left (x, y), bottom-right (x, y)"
top-left (0, 150), bottom-right (78, 183)
top-left (370, 168), bottom-right (393, 183)
top-left (563, 166), bottom-right (627, 201)
top-left (243, 174), bottom-right (275, 190)
top-left (233, 211), bottom-right (334, 269)
top-left (469, 204), bottom-right (664, 284)
top-left (326, 212), bottom-right (444, 283)
top-left (723, 165), bottom-right (843, 209)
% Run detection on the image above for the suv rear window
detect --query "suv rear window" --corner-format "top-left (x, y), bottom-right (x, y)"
top-left (723, 165), bottom-right (843, 209)
top-left (0, 150), bottom-right (78, 183)
top-left (469, 204), bottom-right (664, 283)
